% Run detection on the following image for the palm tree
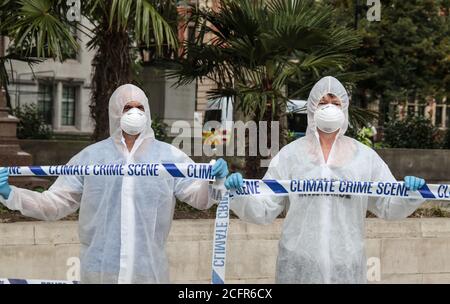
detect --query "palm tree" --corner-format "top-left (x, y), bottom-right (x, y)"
top-left (171, 0), bottom-right (363, 177)
top-left (0, 0), bottom-right (178, 140)
top-left (0, 0), bottom-right (75, 108)
top-left (83, 0), bottom-right (178, 139)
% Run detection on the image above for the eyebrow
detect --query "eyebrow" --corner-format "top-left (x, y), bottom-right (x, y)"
top-left (319, 99), bottom-right (342, 104)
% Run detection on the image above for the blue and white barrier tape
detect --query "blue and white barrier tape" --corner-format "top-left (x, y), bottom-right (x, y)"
top-left (211, 190), bottom-right (230, 284)
top-left (4, 163), bottom-right (215, 180)
top-left (232, 179), bottom-right (450, 200)
top-left (3, 163), bottom-right (450, 285)
top-left (0, 278), bottom-right (79, 284)
top-left (5, 163), bottom-right (450, 200)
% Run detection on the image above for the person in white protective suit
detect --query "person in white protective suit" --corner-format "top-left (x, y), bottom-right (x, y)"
top-left (0, 84), bottom-right (228, 284)
top-left (224, 76), bottom-right (427, 284)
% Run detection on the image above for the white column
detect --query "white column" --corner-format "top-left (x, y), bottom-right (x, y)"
top-left (442, 104), bottom-right (447, 128)
top-left (53, 81), bottom-right (62, 130)
top-left (76, 86), bottom-right (82, 130)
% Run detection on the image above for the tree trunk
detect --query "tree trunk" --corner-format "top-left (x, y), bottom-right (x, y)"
top-left (277, 99), bottom-right (288, 148)
top-left (90, 24), bottom-right (132, 141)
top-left (244, 98), bottom-right (288, 179)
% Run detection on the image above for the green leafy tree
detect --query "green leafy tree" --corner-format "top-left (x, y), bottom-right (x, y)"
top-left (327, 0), bottom-right (450, 123)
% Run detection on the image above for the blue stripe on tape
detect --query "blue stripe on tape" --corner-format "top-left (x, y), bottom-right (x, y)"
top-left (418, 184), bottom-right (436, 199)
top-left (162, 163), bottom-right (185, 178)
top-left (8, 279), bottom-right (28, 284)
top-left (212, 270), bottom-right (224, 284)
top-left (28, 166), bottom-right (48, 176)
top-left (263, 179), bottom-right (288, 194)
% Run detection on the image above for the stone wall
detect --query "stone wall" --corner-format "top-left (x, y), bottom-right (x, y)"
top-left (1, 218), bottom-right (450, 283)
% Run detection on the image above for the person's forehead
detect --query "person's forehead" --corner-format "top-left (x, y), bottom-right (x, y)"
top-left (124, 100), bottom-right (143, 105)
top-left (320, 93), bottom-right (341, 101)
top-left (122, 101), bottom-right (145, 109)
top-left (322, 92), bottom-right (337, 97)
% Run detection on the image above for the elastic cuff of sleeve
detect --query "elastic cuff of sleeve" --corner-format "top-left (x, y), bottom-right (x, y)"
top-left (0, 186), bottom-right (17, 210)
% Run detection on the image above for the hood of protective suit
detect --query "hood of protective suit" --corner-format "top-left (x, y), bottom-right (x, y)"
top-left (306, 76), bottom-right (349, 137)
top-left (108, 84), bottom-right (155, 141)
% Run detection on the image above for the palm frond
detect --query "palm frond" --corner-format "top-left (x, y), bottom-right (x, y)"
top-left (348, 105), bottom-right (379, 129)
top-left (171, 0), bottom-right (363, 118)
top-left (2, 0), bottom-right (78, 59)
top-left (108, 0), bottom-right (178, 53)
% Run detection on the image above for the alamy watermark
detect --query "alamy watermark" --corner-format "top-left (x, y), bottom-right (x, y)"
top-left (66, 256), bottom-right (80, 281)
top-left (66, 0), bottom-right (81, 22)
top-left (171, 118), bottom-right (280, 158)
top-left (64, 1), bottom-right (380, 25)
top-left (367, 0), bottom-right (381, 22)
top-left (367, 257), bottom-right (381, 282)
top-left (171, 117), bottom-right (280, 167)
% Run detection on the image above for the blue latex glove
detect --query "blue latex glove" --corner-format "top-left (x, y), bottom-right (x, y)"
top-left (211, 158), bottom-right (229, 179)
top-left (225, 173), bottom-right (244, 191)
top-left (404, 176), bottom-right (426, 191)
top-left (0, 167), bottom-right (11, 199)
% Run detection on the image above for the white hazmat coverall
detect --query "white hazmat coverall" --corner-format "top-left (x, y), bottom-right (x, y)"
top-left (230, 76), bottom-right (425, 283)
top-left (0, 84), bottom-right (214, 283)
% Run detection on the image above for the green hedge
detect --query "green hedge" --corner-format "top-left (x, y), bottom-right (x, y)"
top-left (383, 116), bottom-right (440, 149)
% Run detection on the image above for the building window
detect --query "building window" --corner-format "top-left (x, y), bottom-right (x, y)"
top-left (435, 105), bottom-right (443, 127)
top-left (418, 105), bottom-right (426, 117)
top-left (446, 106), bottom-right (450, 128)
top-left (407, 105), bottom-right (416, 116)
top-left (61, 85), bottom-right (76, 126)
top-left (37, 84), bottom-right (53, 124)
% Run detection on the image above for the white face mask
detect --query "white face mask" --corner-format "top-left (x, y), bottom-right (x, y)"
top-left (314, 104), bottom-right (345, 133)
top-left (120, 107), bottom-right (147, 135)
